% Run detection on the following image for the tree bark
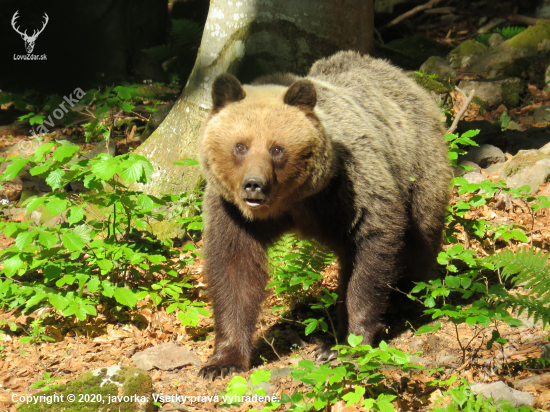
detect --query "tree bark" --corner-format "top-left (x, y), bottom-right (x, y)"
top-left (136, 0), bottom-right (374, 196)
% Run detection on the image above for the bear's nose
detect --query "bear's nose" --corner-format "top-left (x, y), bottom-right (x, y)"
top-left (243, 176), bottom-right (266, 195)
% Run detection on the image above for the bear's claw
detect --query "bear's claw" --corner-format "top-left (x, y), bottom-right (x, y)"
top-left (198, 364), bottom-right (243, 381)
top-left (315, 343), bottom-right (339, 362)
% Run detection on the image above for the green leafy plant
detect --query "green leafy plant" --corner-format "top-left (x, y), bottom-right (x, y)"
top-left (16, 316), bottom-right (56, 370)
top-left (0, 147), bottom-right (208, 327)
top-left (410, 130), bottom-right (549, 367)
top-left (80, 84), bottom-right (146, 141)
top-left (29, 371), bottom-right (62, 391)
top-left (499, 112), bottom-right (512, 131)
top-left (275, 334), bottom-right (416, 411)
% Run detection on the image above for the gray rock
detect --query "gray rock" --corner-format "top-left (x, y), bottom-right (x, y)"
top-left (506, 163), bottom-right (550, 194)
top-left (540, 140), bottom-right (550, 155)
top-left (534, 105), bottom-right (550, 124)
top-left (30, 210), bottom-right (42, 225)
top-left (503, 150), bottom-right (550, 194)
top-left (539, 38), bottom-right (550, 53)
top-left (470, 381), bottom-right (534, 409)
top-left (447, 40), bottom-right (487, 70)
top-left (484, 162), bottom-right (506, 175)
top-left (458, 78), bottom-right (523, 109)
top-left (132, 342), bottom-right (199, 371)
top-left (253, 381), bottom-right (274, 396)
top-left (419, 56), bottom-right (457, 79)
top-left (464, 172), bottom-right (487, 184)
top-left (488, 33), bottom-right (504, 48)
top-left (461, 144), bottom-right (506, 168)
top-left (91, 366), bottom-right (154, 412)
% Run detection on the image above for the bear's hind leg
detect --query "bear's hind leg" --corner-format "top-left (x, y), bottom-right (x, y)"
top-left (316, 232), bottom-right (402, 359)
top-left (402, 174), bottom-right (449, 284)
top-left (344, 235), bottom-right (401, 345)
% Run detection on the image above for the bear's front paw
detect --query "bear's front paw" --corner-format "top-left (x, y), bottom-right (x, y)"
top-left (198, 364), bottom-right (243, 381)
top-left (315, 343), bottom-right (339, 361)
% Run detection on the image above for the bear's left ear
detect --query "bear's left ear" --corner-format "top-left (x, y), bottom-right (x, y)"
top-left (212, 74), bottom-right (246, 112)
top-left (284, 80), bottom-right (317, 110)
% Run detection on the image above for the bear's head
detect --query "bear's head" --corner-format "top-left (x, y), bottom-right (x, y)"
top-left (199, 74), bottom-right (335, 220)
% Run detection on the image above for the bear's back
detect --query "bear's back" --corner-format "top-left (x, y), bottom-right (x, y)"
top-left (306, 51), bottom-right (449, 203)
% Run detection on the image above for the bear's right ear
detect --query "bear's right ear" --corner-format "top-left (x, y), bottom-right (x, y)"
top-left (212, 74), bottom-right (246, 112)
top-left (283, 79), bottom-right (317, 110)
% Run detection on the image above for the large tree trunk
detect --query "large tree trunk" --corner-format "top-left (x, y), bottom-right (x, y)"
top-left (136, 0), bottom-right (374, 196)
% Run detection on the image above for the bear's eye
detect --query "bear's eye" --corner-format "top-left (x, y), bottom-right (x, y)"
top-left (235, 143), bottom-right (247, 154)
top-left (271, 146), bottom-right (284, 157)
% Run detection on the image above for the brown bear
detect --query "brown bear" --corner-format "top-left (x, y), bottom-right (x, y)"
top-left (197, 51), bottom-right (452, 380)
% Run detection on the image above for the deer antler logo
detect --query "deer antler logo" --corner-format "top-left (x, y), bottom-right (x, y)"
top-left (11, 11), bottom-right (49, 54)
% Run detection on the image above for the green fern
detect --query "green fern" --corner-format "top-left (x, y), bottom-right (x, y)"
top-left (267, 233), bottom-right (297, 272)
top-left (496, 26), bottom-right (527, 39)
top-left (298, 239), bottom-right (335, 273)
top-left (485, 248), bottom-right (550, 328)
top-left (266, 235), bottom-right (335, 299)
top-left (498, 293), bottom-right (550, 329)
top-left (477, 26), bottom-right (526, 46)
top-left (267, 234), bottom-right (335, 273)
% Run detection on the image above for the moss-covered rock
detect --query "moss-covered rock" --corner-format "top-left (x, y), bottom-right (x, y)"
top-left (502, 150), bottom-right (550, 194)
top-left (409, 72), bottom-right (451, 94)
top-left (419, 56), bottom-right (457, 79)
top-left (466, 22), bottom-right (550, 79)
top-left (448, 40), bottom-right (487, 69)
top-left (503, 150), bottom-right (548, 177)
top-left (18, 366), bottom-right (153, 412)
top-left (458, 77), bottom-right (524, 109)
top-left (508, 21), bottom-right (550, 54)
top-left (500, 78), bottom-right (524, 108)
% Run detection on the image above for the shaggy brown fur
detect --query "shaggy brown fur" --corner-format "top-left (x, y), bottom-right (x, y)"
top-left (198, 51), bottom-right (452, 380)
